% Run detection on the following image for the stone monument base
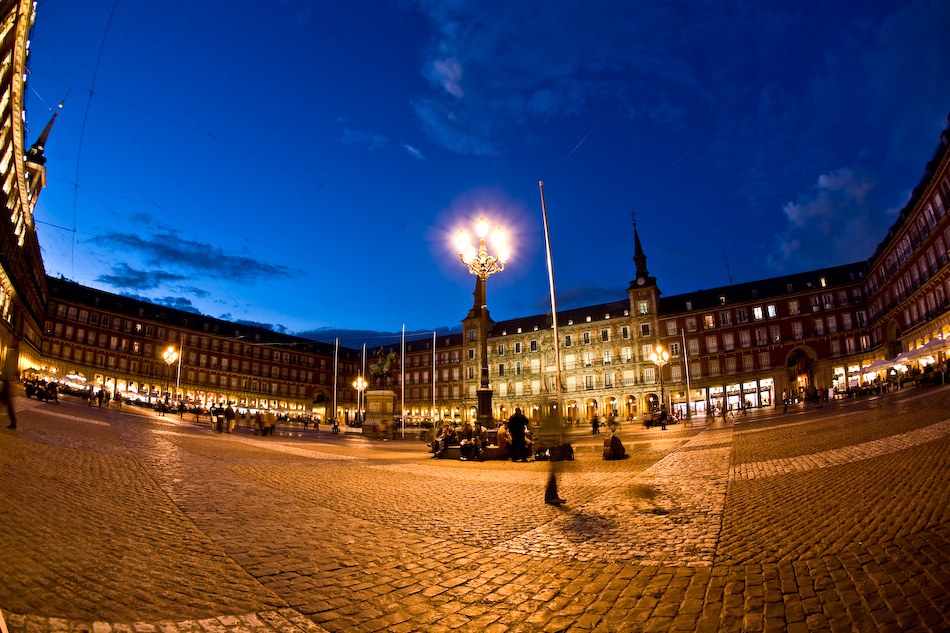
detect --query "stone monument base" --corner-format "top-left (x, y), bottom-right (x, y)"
top-left (364, 389), bottom-right (396, 437)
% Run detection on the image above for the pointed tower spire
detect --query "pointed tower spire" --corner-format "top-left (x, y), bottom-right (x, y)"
top-left (633, 227), bottom-right (649, 279)
top-left (26, 91), bottom-right (67, 166)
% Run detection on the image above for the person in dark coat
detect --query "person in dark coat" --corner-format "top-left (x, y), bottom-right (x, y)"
top-left (2, 379), bottom-right (17, 429)
top-left (507, 408), bottom-right (529, 462)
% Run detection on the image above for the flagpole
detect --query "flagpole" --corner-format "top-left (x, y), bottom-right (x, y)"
top-left (682, 329), bottom-right (691, 425)
top-left (539, 181), bottom-right (563, 415)
top-left (333, 338), bottom-right (339, 424)
top-left (432, 331), bottom-right (437, 425)
top-left (401, 325), bottom-right (406, 438)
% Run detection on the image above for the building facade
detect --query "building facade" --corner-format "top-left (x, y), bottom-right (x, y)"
top-left (41, 277), bottom-right (360, 418)
top-left (0, 0), bottom-right (50, 378)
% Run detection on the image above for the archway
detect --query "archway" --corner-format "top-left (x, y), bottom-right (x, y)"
top-left (585, 398), bottom-right (598, 421)
top-left (565, 400), bottom-right (579, 425)
top-left (623, 394), bottom-right (637, 420)
top-left (886, 319), bottom-right (902, 358)
top-left (785, 346), bottom-right (818, 398)
top-left (645, 393), bottom-right (659, 412)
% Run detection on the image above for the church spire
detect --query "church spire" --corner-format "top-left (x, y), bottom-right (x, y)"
top-left (633, 226), bottom-right (649, 279)
top-left (26, 92), bottom-right (67, 166)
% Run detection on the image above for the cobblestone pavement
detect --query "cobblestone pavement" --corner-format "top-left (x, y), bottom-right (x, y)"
top-left (2, 385), bottom-right (949, 632)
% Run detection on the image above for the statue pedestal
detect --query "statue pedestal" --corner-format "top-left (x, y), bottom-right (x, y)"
top-left (364, 390), bottom-right (396, 436)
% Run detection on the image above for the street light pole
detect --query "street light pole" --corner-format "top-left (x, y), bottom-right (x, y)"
top-left (162, 346), bottom-right (179, 406)
top-left (650, 344), bottom-right (669, 414)
top-left (353, 376), bottom-right (367, 422)
top-left (456, 217), bottom-right (509, 428)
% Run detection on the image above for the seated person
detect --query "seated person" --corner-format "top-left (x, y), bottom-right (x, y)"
top-left (459, 422), bottom-right (483, 461)
top-left (430, 424), bottom-right (457, 457)
top-left (495, 422), bottom-right (510, 450)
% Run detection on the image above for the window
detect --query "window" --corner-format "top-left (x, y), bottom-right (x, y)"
top-left (604, 372), bottom-right (613, 388)
top-left (498, 364), bottom-right (505, 376)
top-left (725, 357), bottom-right (736, 373)
top-left (666, 321), bottom-right (677, 335)
top-left (823, 294), bottom-right (834, 309)
top-left (706, 335), bottom-right (718, 353)
top-left (497, 343), bottom-right (505, 355)
top-left (638, 300), bottom-right (649, 315)
top-left (742, 355), bottom-right (753, 371)
top-left (584, 352), bottom-right (593, 367)
top-left (468, 349), bottom-right (475, 359)
top-left (753, 306), bottom-right (764, 321)
top-left (585, 375), bottom-right (595, 390)
top-left (770, 325), bottom-right (781, 342)
top-left (643, 367), bottom-right (655, 383)
top-left (686, 317), bottom-right (697, 333)
top-left (704, 314), bottom-right (716, 329)
top-left (640, 324), bottom-right (650, 336)
top-left (582, 332), bottom-right (590, 345)
top-left (767, 304), bottom-right (777, 318)
top-left (811, 296), bottom-right (821, 312)
top-left (792, 322), bottom-right (803, 339)
top-left (468, 366), bottom-right (475, 379)
top-left (842, 314), bottom-right (852, 330)
top-left (603, 349), bottom-right (612, 365)
top-left (690, 361), bottom-right (701, 378)
top-left (720, 311), bottom-right (732, 326)
top-left (723, 333), bottom-right (734, 351)
top-left (852, 288), bottom-right (862, 303)
top-left (737, 308), bottom-right (749, 323)
top-left (827, 316), bottom-right (837, 333)
top-left (564, 335), bottom-right (572, 347)
top-left (837, 291), bottom-right (848, 306)
top-left (671, 365), bottom-right (682, 380)
top-left (755, 328), bottom-right (767, 346)
top-left (530, 340), bottom-right (538, 352)
top-left (788, 299), bottom-right (800, 315)
top-left (468, 330), bottom-right (476, 341)
top-left (688, 339), bottom-right (699, 356)
top-left (709, 359), bottom-right (720, 375)
top-left (622, 326), bottom-right (630, 339)
top-left (514, 342), bottom-right (522, 353)
top-left (601, 329), bottom-right (609, 342)
top-left (670, 342), bottom-right (680, 357)
top-left (856, 311), bottom-right (867, 328)
top-left (642, 344), bottom-right (654, 359)
top-left (814, 318), bottom-right (824, 335)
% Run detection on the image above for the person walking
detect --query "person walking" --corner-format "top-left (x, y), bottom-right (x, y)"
top-left (225, 403), bottom-right (236, 433)
top-left (2, 378), bottom-right (18, 429)
top-left (782, 389), bottom-right (788, 414)
top-left (507, 407), bottom-right (529, 463)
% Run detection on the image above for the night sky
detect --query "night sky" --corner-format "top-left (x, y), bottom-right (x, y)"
top-left (27, 0), bottom-right (950, 346)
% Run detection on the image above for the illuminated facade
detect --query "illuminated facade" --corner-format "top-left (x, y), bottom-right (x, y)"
top-left (42, 277), bottom-right (360, 417)
top-left (0, 0), bottom-right (50, 378)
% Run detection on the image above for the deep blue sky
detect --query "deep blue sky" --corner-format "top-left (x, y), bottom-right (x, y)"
top-left (27, 0), bottom-right (950, 346)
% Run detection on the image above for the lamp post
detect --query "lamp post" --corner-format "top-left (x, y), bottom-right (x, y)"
top-left (650, 344), bottom-right (669, 414)
top-left (456, 217), bottom-right (509, 428)
top-left (352, 376), bottom-right (367, 422)
top-left (162, 346), bottom-right (179, 405)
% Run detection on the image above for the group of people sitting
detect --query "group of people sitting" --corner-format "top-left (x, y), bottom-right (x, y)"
top-left (429, 407), bottom-right (561, 461)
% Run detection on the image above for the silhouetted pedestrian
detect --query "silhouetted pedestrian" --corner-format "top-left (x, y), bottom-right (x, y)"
top-left (2, 379), bottom-right (17, 429)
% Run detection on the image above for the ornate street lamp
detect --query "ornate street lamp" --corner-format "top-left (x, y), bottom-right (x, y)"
top-left (650, 344), bottom-right (669, 413)
top-left (352, 376), bottom-right (367, 422)
top-left (456, 217), bottom-right (509, 427)
top-left (162, 346), bottom-right (179, 404)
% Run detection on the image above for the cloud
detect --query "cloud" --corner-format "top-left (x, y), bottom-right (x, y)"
top-left (770, 168), bottom-right (884, 270)
top-left (118, 292), bottom-right (203, 314)
top-left (408, 1), bottom-right (699, 154)
top-left (296, 326), bottom-right (460, 348)
top-left (234, 318), bottom-right (287, 334)
top-left (341, 127), bottom-right (389, 150)
top-left (96, 263), bottom-right (186, 290)
top-left (402, 142), bottom-right (426, 160)
top-left (532, 285), bottom-right (623, 312)
top-left (432, 57), bottom-right (464, 97)
top-left (92, 231), bottom-right (296, 282)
